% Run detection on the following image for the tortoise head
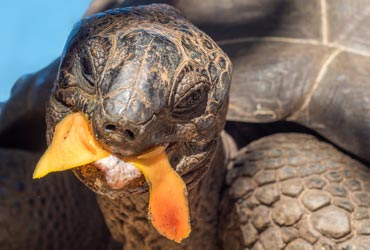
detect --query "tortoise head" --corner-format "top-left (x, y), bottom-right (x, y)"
top-left (47, 4), bottom-right (232, 198)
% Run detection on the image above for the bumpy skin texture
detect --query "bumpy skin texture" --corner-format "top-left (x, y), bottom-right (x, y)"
top-left (46, 4), bottom-right (232, 250)
top-left (97, 140), bottom-right (226, 250)
top-left (213, 0), bottom-right (370, 163)
top-left (106, 0), bottom-right (370, 163)
top-left (221, 133), bottom-right (370, 250)
top-left (0, 60), bottom-right (114, 250)
top-left (1, 1), bottom-right (370, 250)
top-left (48, 4), bottom-right (231, 198)
top-left (0, 150), bottom-right (112, 250)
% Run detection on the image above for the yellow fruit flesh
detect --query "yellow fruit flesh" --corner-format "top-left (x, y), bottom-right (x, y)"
top-left (125, 147), bottom-right (191, 243)
top-left (33, 112), bottom-right (191, 242)
top-left (33, 113), bottom-right (110, 178)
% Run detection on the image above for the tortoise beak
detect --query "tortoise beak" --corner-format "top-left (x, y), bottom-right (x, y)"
top-left (32, 112), bottom-right (191, 242)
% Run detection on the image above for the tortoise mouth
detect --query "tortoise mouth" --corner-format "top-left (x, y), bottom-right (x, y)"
top-left (73, 140), bottom-right (217, 197)
top-left (93, 155), bottom-right (142, 189)
top-left (92, 143), bottom-right (171, 190)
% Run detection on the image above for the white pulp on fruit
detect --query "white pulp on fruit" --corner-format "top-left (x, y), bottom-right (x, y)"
top-left (94, 155), bottom-right (142, 189)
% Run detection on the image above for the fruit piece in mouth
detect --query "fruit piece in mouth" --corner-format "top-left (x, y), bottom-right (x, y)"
top-left (125, 146), bottom-right (191, 243)
top-left (32, 113), bottom-right (110, 178)
top-left (94, 155), bottom-right (142, 189)
top-left (32, 112), bottom-right (191, 242)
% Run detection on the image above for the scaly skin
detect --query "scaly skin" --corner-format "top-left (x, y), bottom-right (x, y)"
top-left (46, 4), bottom-right (232, 249)
top-left (44, 4), bottom-right (370, 250)
top-left (97, 138), bottom-right (226, 250)
top-left (0, 150), bottom-right (111, 250)
top-left (221, 133), bottom-right (370, 250)
top-left (47, 5), bottom-right (231, 197)
top-left (2, 2), bottom-right (370, 250)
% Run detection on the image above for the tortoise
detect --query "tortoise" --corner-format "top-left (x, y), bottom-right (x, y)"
top-left (1, 1), bottom-right (370, 250)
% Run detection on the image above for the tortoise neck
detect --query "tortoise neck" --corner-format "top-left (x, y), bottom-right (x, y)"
top-left (97, 137), bottom-right (227, 250)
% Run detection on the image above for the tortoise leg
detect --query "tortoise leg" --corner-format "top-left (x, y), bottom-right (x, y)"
top-left (220, 133), bottom-right (370, 250)
top-left (0, 150), bottom-right (112, 250)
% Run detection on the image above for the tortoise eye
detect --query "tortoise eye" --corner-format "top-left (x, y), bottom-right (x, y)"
top-left (81, 54), bottom-right (95, 86)
top-left (174, 84), bottom-right (209, 114)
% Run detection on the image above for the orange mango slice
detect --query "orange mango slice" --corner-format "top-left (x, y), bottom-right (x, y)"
top-left (125, 147), bottom-right (191, 243)
top-left (32, 112), bottom-right (191, 242)
top-left (33, 112), bottom-right (110, 178)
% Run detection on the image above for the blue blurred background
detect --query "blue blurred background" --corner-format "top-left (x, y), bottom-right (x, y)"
top-left (0, 0), bottom-right (91, 102)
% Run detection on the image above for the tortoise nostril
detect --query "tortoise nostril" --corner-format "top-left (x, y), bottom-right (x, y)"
top-left (124, 129), bottom-right (135, 140)
top-left (103, 124), bottom-right (136, 140)
top-left (104, 124), bottom-right (116, 132)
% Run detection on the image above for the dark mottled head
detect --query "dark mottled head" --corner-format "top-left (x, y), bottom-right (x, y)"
top-left (47, 4), bottom-right (232, 198)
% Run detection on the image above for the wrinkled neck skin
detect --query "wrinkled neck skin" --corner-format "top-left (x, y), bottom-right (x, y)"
top-left (97, 137), bottom-right (227, 250)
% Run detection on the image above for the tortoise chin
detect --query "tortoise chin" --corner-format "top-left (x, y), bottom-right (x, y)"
top-left (72, 139), bottom-right (218, 199)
